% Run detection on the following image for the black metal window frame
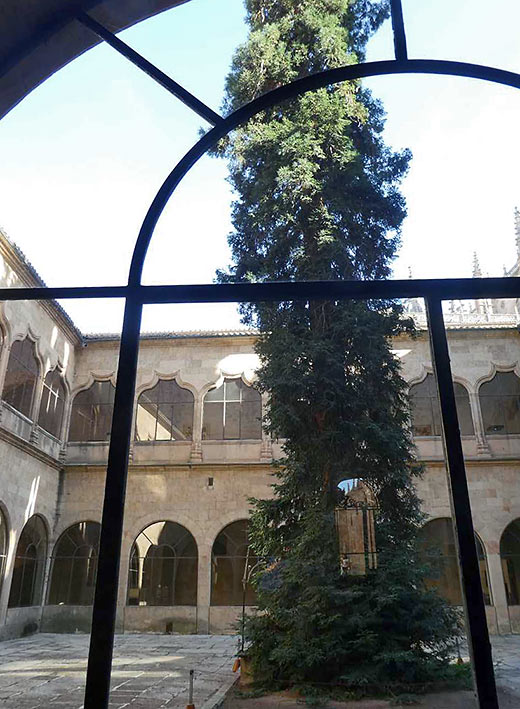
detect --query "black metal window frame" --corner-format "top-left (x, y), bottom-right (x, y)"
top-left (2, 2), bottom-right (518, 706)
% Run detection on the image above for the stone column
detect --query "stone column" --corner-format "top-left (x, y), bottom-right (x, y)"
top-left (29, 373), bottom-right (45, 444)
top-left (116, 535), bottom-right (131, 633)
top-left (469, 391), bottom-right (489, 455)
top-left (196, 542), bottom-right (212, 634)
top-left (0, 522), bottom-right (17, 631)
top-left (487, 551), bottom-right (511, 634)
top-left (260, 394), bottom-right (272, 461)
top-left (190, 394), bottom-right (203, 462)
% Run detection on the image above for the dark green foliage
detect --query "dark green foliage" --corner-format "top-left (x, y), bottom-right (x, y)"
top-left (214, 0), bottom-right (462, 691)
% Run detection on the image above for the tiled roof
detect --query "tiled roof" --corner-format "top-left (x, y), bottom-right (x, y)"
top-left (84, 329), bottom-right (259, 342)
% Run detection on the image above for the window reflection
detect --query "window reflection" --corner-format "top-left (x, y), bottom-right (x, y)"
top-left (203, 378), bottom-right (261, 440)
top-left (47, 522), bottom-right (100, 605)
top-left (68, 380), bottom-right (115, 442)
top-left (136, 380), bottom-right (194, 441)
top-left (38, 369), bottom-right (66, 438)
top-left (418, 518), bottom-right (490, 606)
top-left (8, 515), bottom-right (47, 608)
top-left (127, 521), bottom-right (197, 606)
top-left (211, 520), bottom-right (257, 606)
top-left (2, 339), bottom-right (39, 419)
top-left (500, 519), bottom-right (520, 606)
top-left (409, 374), bottom-right (474, 436)
top-left (479, 371), bottom-right (520, 435)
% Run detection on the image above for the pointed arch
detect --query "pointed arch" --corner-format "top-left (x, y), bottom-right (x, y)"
top-left (409, 373), bottom-right (474, 436)
top-left (68, 379), bottom-right (116, 442)
top-left (2, 336), bottom-right (40, 419)
top-left (203, 377), bottom-right (262, 440)
top-left (478, 370), bottom-right (520, 435)
top-left (135, 377), bottom-right (194, 441)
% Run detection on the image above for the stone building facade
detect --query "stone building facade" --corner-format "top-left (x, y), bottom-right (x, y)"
top-left (0, 226), bottom-right (520, 640)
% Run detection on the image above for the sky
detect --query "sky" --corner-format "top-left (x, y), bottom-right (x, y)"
top-left (1, 0), bottom-right (520, 334)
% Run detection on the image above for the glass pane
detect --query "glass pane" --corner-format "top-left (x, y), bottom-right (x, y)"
top-left (224, 379), bottom-right (241, 401)
top-left (224, 401), bottom-right (240, 439)
top-left (203, 402), bottom-right (223, 439)
top-left (136, 403), bottom-right (157, 441)
top-left (454, 384), bottom-right (474, 436)
top-left (156, 403), bottom-right (173, 440)
top-left (504, 395), bottom-right (520, 435)
top-left (482, 396), bottom-right (506, 434)
top-left (241, 400), bottom-right (262, 439)
top-left (205, 384), bottom-right (223, 402)
top-left (173, 402), bottom-right (193, 439)
top-left (411, 396), bottom-right (434, 436)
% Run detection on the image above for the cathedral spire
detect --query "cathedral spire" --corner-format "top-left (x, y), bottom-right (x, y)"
top-left (472, 251), bottom-right (482, 278)
top-left (515, 206), bottom-right (520, 258)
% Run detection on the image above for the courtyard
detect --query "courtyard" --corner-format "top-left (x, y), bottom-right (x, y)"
top-left (0, 634), bottom-right (520, 708)
top-left (0, 634), bottom-right (237, 708)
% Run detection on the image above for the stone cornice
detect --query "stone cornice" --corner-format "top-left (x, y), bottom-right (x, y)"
top-left (63, 461), bottom-right (272, 473)
top-left (0, 228), bottom-right (83, 346)
top-left (0, 425), bottom-right (62, 470)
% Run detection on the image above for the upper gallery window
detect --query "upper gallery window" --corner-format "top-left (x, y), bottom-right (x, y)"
top-left (479, 371), bottom-right (520, 435)
top-left (68, 380), bottom-right (115, 442)
top-left (409, 374), bottom-right (474, 436)
top-left (38, 369), bottom-right (66, 439)
top-left (2, 338), bottom-right (39, 418)
top-left (136, 379), bottom-right (194, 441)
top-left (203, 378), bottom-right (261, 440)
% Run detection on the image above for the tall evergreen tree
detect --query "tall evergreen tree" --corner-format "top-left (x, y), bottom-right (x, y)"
top-left (215, 0), bottom-right (460, 690)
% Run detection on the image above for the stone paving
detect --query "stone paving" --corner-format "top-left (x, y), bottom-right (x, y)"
top-left (0, 633), bottom-right (238, 708)
top-left (1, 634), bottom-right (520, 709)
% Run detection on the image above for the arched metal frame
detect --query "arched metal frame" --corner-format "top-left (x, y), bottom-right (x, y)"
top-left (1, 2), bottom-right (515, 707)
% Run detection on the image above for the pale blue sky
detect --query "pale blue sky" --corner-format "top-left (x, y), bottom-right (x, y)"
top-left (1, 0), bottom-right (520, 333)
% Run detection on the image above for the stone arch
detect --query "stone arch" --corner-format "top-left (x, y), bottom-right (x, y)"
top-left (8, 513), bottom-right (48, 608)
top-left (127, 520), bottom-right (198, 606)
top-left (210, 519), bottom-right (257, 606)
top-left (418, 517), bottom-right (490, 606)
top-left (500, 518), bottom-right (520, 606)
top-left (408, 372), bottom-right (474, 436)
top-left (68, 378), bottom-right (116, 442)
top-left (47, 521), bottom-right (101, 605)
top-left (478, 369), bottom-right (520, 436)
top-left (0, 503), bottom-right (9, 600)
top-left (135, 375), bottom-right (195, 442)
top-left (202, 376), bottom-right (262, 440)
top-left (2, 334), bottom-right (42, 419)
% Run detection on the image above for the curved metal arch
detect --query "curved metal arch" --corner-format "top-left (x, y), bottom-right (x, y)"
top-left (130, 57), bottom-right (520, 286)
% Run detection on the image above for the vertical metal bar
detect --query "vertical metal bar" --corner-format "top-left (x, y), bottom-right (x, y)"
top-left (390, 0), bottom-right (408, 61)
top-left (83, 294), bottom-right (143, 709)
top-left (425, 297), bottom-right (498, 709)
